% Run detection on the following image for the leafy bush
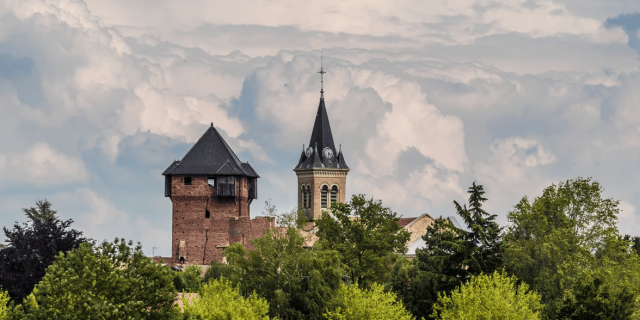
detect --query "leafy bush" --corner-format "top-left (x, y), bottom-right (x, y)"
top-left (175, 265), bottom-right (203, 293)
top-left (431, 271), bottom-right (542, 320)
top-left (0, 290), bottom-right (9, 319)
top-left (183, 278), bottom-right (269, 320)
top-left (324, 283), bottom-right (414, 320)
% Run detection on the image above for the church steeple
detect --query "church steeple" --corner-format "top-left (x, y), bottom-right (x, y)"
top-left (294, 57), bottom-right (348, 170)
top-left (294, 56), bottom-right (349, 220)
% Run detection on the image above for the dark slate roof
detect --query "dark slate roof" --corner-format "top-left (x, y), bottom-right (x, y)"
top-left (294, 97), bottom-right (349, 170)
top-left (162, 160), bottom-right (180, 175)
top-left (163, 124), bottom-right (258, 177)
top-left (337, 146), bottom-right (348, 169)
top-left (241, 163), bottom-right (259, 178)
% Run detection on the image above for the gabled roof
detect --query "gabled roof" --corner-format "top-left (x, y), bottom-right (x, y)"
top-left (294, 97), bottom-right (349, 170)
top-left (397, 217), bottom-right (417, 228)
top-left (163, 124), bottom-right (258, 177)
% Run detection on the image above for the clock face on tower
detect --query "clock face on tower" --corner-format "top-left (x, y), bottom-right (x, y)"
top-left (323, 147), bottom-right (334, 159)
top-left (305, 147), bottom-right (313, 157)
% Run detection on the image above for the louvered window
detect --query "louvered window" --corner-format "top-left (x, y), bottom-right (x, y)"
top-left (301, 186), bottom-right (307, 209)
top-left (321, 185), bottom-right (328, 208)
top-left (217, 176), bottom-right (237, 197)
top-left (331, 185), bottom-right (338, 205)
top-left (248, 178), bottom-right (257, 199)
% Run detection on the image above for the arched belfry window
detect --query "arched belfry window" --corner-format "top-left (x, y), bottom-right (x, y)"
top-left (301, 185), bottom-right (307, 209)
top-left (306, 185), bottom-right (311, 208)
top-left (321, 185), bottom-right (328, 208)
top-left (331, 185), bottom-right (338, 205)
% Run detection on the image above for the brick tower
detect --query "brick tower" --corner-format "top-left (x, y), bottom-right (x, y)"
top-left (163, 124), bottom-right (273, 265)
top-left (294, 59), bottom-right (349, 220)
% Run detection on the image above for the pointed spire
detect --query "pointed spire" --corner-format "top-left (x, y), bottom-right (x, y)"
top-left (313, 142), bottom-right (324, 168)
top-left (318, 54), bottom-right (326, 100)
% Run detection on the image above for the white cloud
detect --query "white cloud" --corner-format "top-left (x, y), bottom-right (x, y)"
top-left (476, 137), bottom-right (556, 183)
top-left (2, 0), bottom-right (640, 250)
top-left (75, 188), bottom-right (169, 251)
top-left (0, 143), bottom-right (89, 187)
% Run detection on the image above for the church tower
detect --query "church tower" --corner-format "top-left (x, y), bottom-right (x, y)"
top-left (294, 58), bottom-right (349, 220)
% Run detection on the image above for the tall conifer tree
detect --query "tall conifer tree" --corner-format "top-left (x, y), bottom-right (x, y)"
top-left (390, 182), bottom-right (503, 318)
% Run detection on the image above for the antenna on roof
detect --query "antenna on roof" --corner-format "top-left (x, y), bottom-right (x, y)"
top-left (318, 53), bottom-right (326, 100)
top-left (211, 122), bottom-right (213, 127)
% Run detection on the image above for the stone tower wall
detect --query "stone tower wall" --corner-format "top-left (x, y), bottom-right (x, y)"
top-left (297, 169), bottom-right (348, 220)
top-left (170, 175), bottom-right (272, 264)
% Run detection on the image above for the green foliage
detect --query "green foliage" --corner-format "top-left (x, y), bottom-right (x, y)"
top-left (210, 206), bottom-right (344, 320)
top-left (324, 283), bottom-right (414, 320)
top-left (175, 265), bottom-right (203, 293)
top-left (9, 238), bottom-right (181, 319)
top-left (387, 255), bottom-right (438, 319)
top-left (431, 271), bottom-right (542, 320)
top-left (503, 177), bottom-right (621, 317)
top-left (0, 212), bottom-right (89, 302)
top-left (183, 278), bottom-right (269, 320)
top-left (0, 290), bottom-right (9, 319)
top-left (22, 199), bottom-right (57, 222)
top-left (391, 182), bottom-right (502, 318)
top-left (556, 277), bottom-right (634, 320)
top-left (316, 194), bottom-right (411, 286)
top-left (554, 235), bottom-right (640, 320)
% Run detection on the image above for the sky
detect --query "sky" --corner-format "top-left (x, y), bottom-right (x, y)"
top-left (1, 0), bottom-right (640, 257)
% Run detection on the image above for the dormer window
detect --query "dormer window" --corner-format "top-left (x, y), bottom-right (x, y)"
top-left (208, 177), bottom-right (215, 187)
top-left (184, 177), bottom-right (192, 185)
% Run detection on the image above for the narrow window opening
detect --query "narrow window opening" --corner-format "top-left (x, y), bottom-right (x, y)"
top-left (331, 185), bottom-right (338, 205)
top-left (321, 185), bottom-right (328, 208)
top-left (307, 186), bottom-right (312, 208)
top-left (184, 177), bottom-right (192, 185)
top-left (302, 187), bottom-right (307, 209)
top-left (208, 177), bottom-right (215, 187)
top-left (205, 209), bottom-right (210, 219)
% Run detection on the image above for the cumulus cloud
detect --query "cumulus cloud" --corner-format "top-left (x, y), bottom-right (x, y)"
top-left (75, 188), bottom-right (170, 252)
top-left (2, 0), bottom-right (640, 253)
top-left (0, 143), bottom-right (89, 188)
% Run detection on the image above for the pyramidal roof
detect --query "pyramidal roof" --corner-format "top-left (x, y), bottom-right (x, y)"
top-left (294, 97), bottom-right (349, 170)
top-left (163, 124), bottom-right (259, 177)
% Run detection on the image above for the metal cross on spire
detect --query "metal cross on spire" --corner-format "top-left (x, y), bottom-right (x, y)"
top-left (319, 54), bottom-right (326, 99)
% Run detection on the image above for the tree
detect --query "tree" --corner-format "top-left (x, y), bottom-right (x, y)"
top-left (431, 271), bottom-right (543, 320)
top-left (0, 290), bottom-right (9, 319)
top-left (0, 215), bottom-right (89, 302)
top-left (554, 235), bottom-right (640, 320)
top-left (556, 277), bottom-right (635, 320)
top-left (324, 282), bottom-right (414, 320)
top-left (175, 265), bottom-right (203, 293)
top-left (209, 206), bottom-right (344, 320)
top-left (9, 238), bottom-right (181, 319)
top-left (388, 251), bottom-right (439, 319)
top-left (183, 278), bottom-right (269, 320)
top-left (503, 177), bottom-right (621, 317)
top-left (390, 182), bottom-right (502, 318)
top-left (22, 199), bottom-right (57, 222)
top-left (316, 194), bottom-right (411, 286)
